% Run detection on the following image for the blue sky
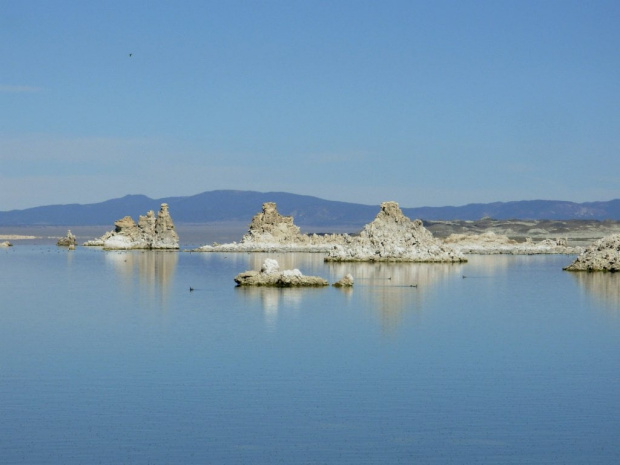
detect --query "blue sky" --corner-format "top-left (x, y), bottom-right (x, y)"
top-left (1, 0), bottom-right (619, 210)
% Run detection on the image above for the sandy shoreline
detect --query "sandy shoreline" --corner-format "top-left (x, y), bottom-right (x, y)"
top-left (0, 234), bottom-right (39, 240)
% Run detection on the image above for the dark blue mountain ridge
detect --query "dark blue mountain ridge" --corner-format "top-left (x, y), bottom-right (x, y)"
top-left (1, 190), bottom-right (620, 226)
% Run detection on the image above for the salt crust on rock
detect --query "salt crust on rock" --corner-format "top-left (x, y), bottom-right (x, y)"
top-left (443, 231), bottom-right (581, 255)
top-left (83, 203), bottom-right (179, 250)
top-left (563, 234), bottom-right (620, 271)
top-left (234, 258), bottom-right (329, 287)
top-left (325, 202), bottom-right (466, 263)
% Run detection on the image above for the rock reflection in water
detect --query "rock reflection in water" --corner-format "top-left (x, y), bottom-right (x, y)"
top-left (236, 287), bottom-right (308, 330)
top-left (570, 272), bottom-right (620, 314)
top-left (105, 250), bottom-right (178, 308)
top-left (228, 253), bottom-right (467, 333)
top-left (327, 261), bottom-right (465, 333)
top-left (459, 254), bottom-right (529, 278)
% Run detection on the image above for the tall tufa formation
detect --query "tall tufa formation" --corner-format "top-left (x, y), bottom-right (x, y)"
top-left (325, 201), bottom-right (466, 262)
top-left (242, 202), bottom-right (307, 245)
top-left (85, 203), bottom-right (179, 249)
top-left (193, 202), bottom-right (347, 252)
top-left (149, 203), bottom-right (179, 249)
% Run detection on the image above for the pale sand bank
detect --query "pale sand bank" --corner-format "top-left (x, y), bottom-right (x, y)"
top-left (0, 235), bottom-right (39, 240)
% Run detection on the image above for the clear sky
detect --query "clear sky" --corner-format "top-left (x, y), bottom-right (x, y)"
top-left (1, 0), bottom-right (619, 210)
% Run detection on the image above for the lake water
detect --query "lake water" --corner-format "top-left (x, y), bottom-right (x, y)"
top-left (1, 244), bottom-right (619, 464)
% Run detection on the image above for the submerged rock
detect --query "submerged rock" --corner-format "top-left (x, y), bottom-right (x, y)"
top-left (234, 258), bottom-right (329, 287)
top-left (325, 202), bottom-right (466, 263)
top-left (57, 230), bottom-right (77, 247)
top-left (563, 234), bottom-right (620, 271)
top-left (84, 203), bottom-right (179, 250)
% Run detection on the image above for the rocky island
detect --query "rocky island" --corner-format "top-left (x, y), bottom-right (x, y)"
top-left (234, 258), bottom-right (329, 287)
top-left (194, 202), bottom-right (346, 252)
top-left (84, 203), bottom-right (179, 250)
top-left (325, 202), bottom-right (466, 263)
top-left (195, 200), bottom-right (578, 258)
top-left (563, 234), bottom-right (620, 271)
top-left (186, 199), bottom-right (600, 257)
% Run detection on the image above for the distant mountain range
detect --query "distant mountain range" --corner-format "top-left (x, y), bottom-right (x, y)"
top-left (1, 190), bottom-right (620, 227)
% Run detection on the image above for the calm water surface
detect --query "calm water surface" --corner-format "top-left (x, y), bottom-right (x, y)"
top-left (1, 245), bottom-right (619, 464)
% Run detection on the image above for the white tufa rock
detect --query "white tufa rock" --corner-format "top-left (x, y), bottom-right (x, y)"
top-left (192, 200), bottom-right (582, 257)
top-left (84, 203), bottom-right (179, 250)
top-left (234, 259), bottom-right (328, 287)
top-left (333, 274), bottom-right (354, 287)
top-left (563, 234), bottom-right (620, 271)
top-left (57, 230), bottom-right (77, 247)
top-left (260, 258), bottom-right (280, 274)
top-left (193, 202), bottom-right (349, 252)
top-left (325, 201), bottom-right (466, 263)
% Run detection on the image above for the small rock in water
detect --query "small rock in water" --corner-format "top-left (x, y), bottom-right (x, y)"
top-left (57, 230), bottom-right (77, 247)
top-left (234, 259), bottom-right (329, 287)
top-left (332, 274), bottom-right (354, 287)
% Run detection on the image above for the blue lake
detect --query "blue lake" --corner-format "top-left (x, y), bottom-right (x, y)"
top-left (1, 245), bottom-right (619, 464)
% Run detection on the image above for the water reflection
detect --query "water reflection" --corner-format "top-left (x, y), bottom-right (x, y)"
top-left (221, 252), bottom-right (470, 333)
top-left (569, 272), bottom-right (620, 314)
top-left (458, 254), bottom-right (536, 278)
top-left (327, 261), bottom-right (465, 333)
top-left (105, 251), bottom-right (178, 309)
top-left (236, 287), bottom-right (310, 331)
top-left (233, 254), bottom-right (466, 333)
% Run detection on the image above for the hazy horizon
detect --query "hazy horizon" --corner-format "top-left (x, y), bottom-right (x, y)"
top-left (2, 188), bottom-right (620, 213)
top-left (2, 1), bottom-right (619, 210)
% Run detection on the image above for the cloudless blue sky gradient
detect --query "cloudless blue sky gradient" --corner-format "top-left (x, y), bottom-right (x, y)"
top-left (1, 0), bottom-right (619, 210)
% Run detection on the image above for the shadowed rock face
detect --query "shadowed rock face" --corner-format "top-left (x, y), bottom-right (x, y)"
top-left (325, 201), bottom-right (466, 263)
top-left (564, 234), bottom-right (620, 271)
top-left (84, 204), bottom-right (179, 249)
